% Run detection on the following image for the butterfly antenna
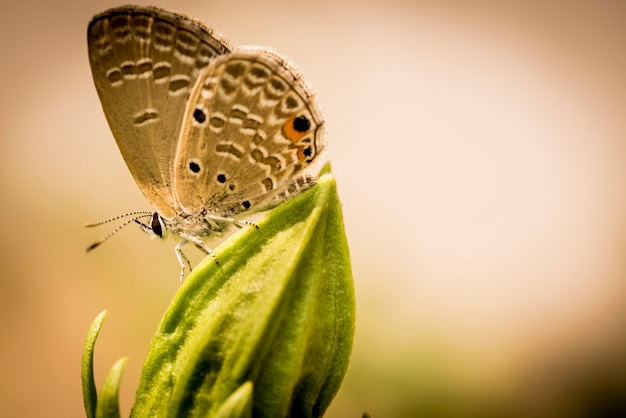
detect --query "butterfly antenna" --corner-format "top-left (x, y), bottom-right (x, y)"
top-left (84, 210), bottom-right (153, 228)
top-left (86, 212), bottom-right (153, 252)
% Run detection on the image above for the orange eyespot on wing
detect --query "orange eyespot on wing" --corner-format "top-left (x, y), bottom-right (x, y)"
top-left (283, 115), bottom-right (311, 143)
top-left (297, 145), bottom-right (314, 163)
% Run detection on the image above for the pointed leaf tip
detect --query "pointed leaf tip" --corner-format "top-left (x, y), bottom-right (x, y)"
top-left (96, 357), bottom-right (128, 418)
top-left (82, 310), bottom-right (108, 418)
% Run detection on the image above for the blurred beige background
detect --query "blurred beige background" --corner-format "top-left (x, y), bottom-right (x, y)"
top-left (1, 0), bottom-right (626, 417)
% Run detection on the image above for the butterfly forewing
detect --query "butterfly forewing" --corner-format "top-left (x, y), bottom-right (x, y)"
top-left (87, 6), bottom-right (231, 219)
top-left (173, 49), bottom-right (326, 217)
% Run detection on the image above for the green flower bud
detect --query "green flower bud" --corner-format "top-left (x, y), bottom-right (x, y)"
top-left (83, 170), bottom-right (355, 418)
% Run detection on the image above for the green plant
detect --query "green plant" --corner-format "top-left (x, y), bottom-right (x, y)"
top-left (82, 170), bottom-right (355, 417)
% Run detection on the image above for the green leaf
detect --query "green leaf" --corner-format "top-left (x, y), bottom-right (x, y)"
top-left (131, 171), bottom-right (355, 417)
top-left (82, 310), bottom-right (108, 418)
top-left (213, 381), bottom-right (253, 418)
top-left (96, 357), bottom-right (128, 418)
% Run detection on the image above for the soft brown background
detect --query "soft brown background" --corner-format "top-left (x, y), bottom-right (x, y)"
top-left (1, 1), bottom-right (626, 417)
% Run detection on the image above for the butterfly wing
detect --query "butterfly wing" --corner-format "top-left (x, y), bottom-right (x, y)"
top-left (87, 5), bottom-right (231, 219)
top-left (173, 47), bottom-right (326, 218)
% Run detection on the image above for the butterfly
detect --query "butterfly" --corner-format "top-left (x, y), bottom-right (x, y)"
top-left (86, 5), bottom-right (326, 281)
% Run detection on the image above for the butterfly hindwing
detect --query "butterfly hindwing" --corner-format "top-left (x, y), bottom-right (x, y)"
top-left (173, 48), bottom-right (326, 217)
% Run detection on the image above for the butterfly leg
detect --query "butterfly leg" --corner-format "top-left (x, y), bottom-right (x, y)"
top-left (179, 232), bottom-right (219, 265)
top-left (192, 242), bottom-right (218, 264)
top-left (233, 219), bottom-right (259, 230)
top-left (175, 240), bottom-right (193, 283)
top-left (206, 214), bottom-right (259, 230)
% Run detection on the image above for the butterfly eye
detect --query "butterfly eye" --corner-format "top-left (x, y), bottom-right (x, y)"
top-left (193, 107), bottom-right (207, 124)
top-left (151, 213), bottom-right (163, 237)
top-left (242, 201), bottom-right (251, 209)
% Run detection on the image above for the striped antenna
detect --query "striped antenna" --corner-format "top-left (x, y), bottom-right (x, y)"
top-left (86, 211), bottom-right (154, 252)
